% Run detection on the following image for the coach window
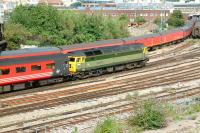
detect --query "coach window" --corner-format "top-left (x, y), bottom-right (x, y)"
top-left (31, 65), bottom-right (41, 71)
top-left (46, 63), bottom-right (55, 69)
top-left (16, 67), bottom-right (26, 73)
top-left (0, 68), bottom-right (10, 75)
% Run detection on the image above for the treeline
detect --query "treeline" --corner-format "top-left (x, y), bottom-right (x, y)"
top-left (4, 5), bottom-right (129, 50)
top-left (154, 10), bottom-right (185, 29)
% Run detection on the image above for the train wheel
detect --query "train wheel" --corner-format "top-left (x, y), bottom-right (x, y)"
top-left (97, 69), bottom-right (103, 76)
top-left (137, 61), bottom-right (145, 68)
top-left (126, 63), bottom-right (134, 69)
top-left (106, 67), bottom-right (114, 73)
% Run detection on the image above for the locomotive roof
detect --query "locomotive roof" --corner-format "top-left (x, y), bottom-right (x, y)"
top-left (68, 43), bottom-right (144, 56)
top-left (60, 39), bottom-right (123, 53)
top-left (0, 47), bottom-right (61, 59)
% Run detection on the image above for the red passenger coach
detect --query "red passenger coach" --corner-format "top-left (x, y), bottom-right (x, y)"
top-left (161, 29), bottom-right (184, 44)
top-left (124, 19), bottom-right (196, 49)
top-left (0, 61), bottom-right (54, 86)
top-left (123, 34), bottom-right (162, 48)
top-left (0, 47), bottom-right (67, 92)
top-left (182, 19), bottom-right (195, 38)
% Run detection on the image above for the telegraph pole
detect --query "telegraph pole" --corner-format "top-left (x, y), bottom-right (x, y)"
top-left (160, 0), bottom-right (165, 31)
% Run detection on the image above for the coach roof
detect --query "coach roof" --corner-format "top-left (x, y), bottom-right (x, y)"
top-left (0, 47), bottom-right (61, 59)
top-left (60, 39), bottom-right (123, 53)
top-left (123, 33), bottom-right (161, 42)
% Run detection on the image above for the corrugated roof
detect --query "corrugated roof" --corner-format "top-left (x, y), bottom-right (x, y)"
top-left (39, 0), bottom-right (63, 5)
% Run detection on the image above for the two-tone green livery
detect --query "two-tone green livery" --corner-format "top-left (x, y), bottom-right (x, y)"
top-left (67, 43), bottom-right (148, 78)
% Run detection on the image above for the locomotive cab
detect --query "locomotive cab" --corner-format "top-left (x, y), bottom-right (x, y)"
top-left (69, 56), bottom-right (85, 73)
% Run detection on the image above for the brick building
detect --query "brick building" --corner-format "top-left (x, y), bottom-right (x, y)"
top-left (39, 0), bottom-right (64, 7)
top-left (77, 9), bottom-right (170, 22)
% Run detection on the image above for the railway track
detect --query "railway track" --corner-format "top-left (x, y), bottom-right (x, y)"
top-left (0, 40), bottom-right (200, 133)
top-left (1, 83), bottom-right (200, 133)
top-left (148, 39), bottom-right (197, 59)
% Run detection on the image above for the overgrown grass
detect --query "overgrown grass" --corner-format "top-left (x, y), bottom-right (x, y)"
top-left (163, 98), bottom-right (200, 121)
top-left (93, 117), bottom-right (123, 133)
top-left (186, 102), bottom-right (200, 115)
top-left (72, 127), bottom-right (78, 133)
top-left (129, 99), bottom-right (166, 130)
top-left (90, 95), bottom-right (200, 133)
top-left (126, 125), bottom-right (143, 133)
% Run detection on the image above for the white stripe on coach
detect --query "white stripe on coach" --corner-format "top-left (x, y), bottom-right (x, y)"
top-left (0, 72), bottom-right (53, 83)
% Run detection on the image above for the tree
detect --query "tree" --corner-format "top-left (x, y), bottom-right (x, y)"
top-left (134, 16), bottom-right (146, 23)
top-left (6, 5), bottom-right (130, 49)
top-left (10, 5), bottom-right (62, 34)
top-left (167, 10), bottom-right (185, 27)
top-left (4, 23), bottom-right (32, 49)
top-left (171, 10), bottom-right (184, 19)
top-left (119, 14), bottom-right (129, 23)
top-left (70, 2), bottom-right (81, 8)
top-left (154, 17), bottom-right (161, 26)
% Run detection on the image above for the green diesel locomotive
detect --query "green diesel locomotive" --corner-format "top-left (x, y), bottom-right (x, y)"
top-left (68, 43), bottom-right (148, 78)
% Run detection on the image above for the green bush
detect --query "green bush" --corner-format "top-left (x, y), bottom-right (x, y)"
top-left (72, 127), bottom-right (78, 133)
top-left (154, 17), bottom-right (161, 26)
top-left (94, 118), bottom-right (123, 133)
top-left (167, 10), bottom-right (185, 27)
top-left (129, 100), bottom-right (166, 129)
top-left (70, 2), bottom-right (81, 8)
top-left (4, 23), bottom-right (32, 49)
top-left (186, 103), bottom-right (200, 115)
top-left (5, 5), bottom-right (129, 50)
top-left (134, 17), bottom-right (146, 23)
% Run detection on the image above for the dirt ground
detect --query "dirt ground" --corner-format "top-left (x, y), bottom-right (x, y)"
top-left (128, 22), bottom-right (158, 36)
top-left (144, 113), bottom-right (200, 133)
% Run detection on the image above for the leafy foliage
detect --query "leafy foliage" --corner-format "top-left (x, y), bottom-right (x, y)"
top-left (72, 127), bottom-right (78, 133)
top-left (129, 100), bottom-right (166, 129)
top-left (94, 118), bottom-right (123, 133)
top-left (4, 5), bottom-right (129, 49)
top-left (10, 5), bottom-right (62, 35)
top-left (167, 10), bottom-right (185, 27)
top-left (70, 2), bottom-right (82, 8)
top-left (134, 16), bottom-right (146, 23)
top-left (154, 17), bottom-right (161, 26)
top-left (4, 23), bottom-right (32, 49)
